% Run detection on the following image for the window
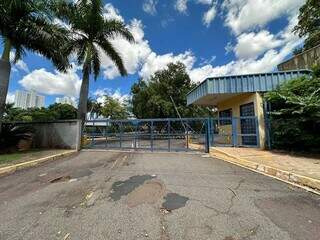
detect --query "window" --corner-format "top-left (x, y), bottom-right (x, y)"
top-left (219, 109), bottom-right (232, 125)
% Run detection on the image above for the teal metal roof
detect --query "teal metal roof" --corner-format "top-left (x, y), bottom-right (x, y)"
top-left (187, 70), bottom-right (312, 105)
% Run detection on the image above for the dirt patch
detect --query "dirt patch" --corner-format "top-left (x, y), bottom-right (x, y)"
top-left (162, 193), bottom-right (189, 211)
top-left (109, 175), bottom-right (154, 201)
top-left (127, 180), bottom-right (165, 207)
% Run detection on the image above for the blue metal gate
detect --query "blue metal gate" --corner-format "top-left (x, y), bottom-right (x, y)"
top-left (83, 116), bottom-right (260, 152)
top-left (83, 118), bottom-right (210, 152)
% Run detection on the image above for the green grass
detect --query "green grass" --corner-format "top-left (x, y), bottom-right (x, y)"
top-left (0, 152), bottom-right (23, 163)
top-left (0, 149), bottom-right (45, 165)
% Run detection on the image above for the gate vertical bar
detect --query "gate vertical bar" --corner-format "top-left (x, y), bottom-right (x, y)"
top-left (134, 120), bottom-right (137, 150)
top-left (264, 101), bottom-right (271, 149)
top-left (208, 117), bottom-right (212, 147)
top-left (151, 120), bottom-right (154, 152)
top-left (186, 120), bottom-right (189, 150)
top-left (232, 117), bottom-right (238, 147)
top-left (105, 120), bottom-right (109, 149)
top-left (119, 122), bottom-right (123, 148)
top-left (205, 118), bottom-right (210, 153)
top-left (168, 119), bottom-right (171, 152)
top-left (255, 117), bottom-right (260, 148)
top-left (91, 121), bottom-right (95, 147)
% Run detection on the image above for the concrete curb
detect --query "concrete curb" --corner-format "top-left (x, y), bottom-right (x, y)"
top-left (0, 150), bottom-right (78, 177)
top-left (211, 147), bottom-right (320, 195)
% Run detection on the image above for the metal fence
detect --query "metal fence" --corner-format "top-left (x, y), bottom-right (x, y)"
top-left (83, 116), bottom-right (260, 152)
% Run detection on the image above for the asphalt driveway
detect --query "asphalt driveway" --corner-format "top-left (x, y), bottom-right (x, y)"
top-left (0, 150), bottom-right (319, 240)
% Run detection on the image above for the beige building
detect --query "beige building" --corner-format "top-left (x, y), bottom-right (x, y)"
top-left (186, 70), bottom-right (312, 149)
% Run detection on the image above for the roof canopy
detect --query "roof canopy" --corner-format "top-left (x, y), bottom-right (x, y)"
top-left (187, 70), bottom-right (312, 106)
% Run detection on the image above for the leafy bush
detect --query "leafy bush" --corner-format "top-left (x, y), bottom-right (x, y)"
top-left (0, 124), bottom-right (34, 153)
top-left (265, 67), bottom-right (320, 152)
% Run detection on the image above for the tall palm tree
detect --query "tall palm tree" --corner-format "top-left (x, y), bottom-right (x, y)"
top-left (55, 0), bottom-right (134, 122)
top-left (0, 0), bottom-right (70, 118)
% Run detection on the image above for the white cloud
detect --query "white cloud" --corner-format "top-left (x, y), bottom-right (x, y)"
top-left (234, 30), bottom-right (283, 59)
top-left (6, 92), bottom-right (15, 104)
top-left (174, 0), bottom-right (217, 26)
top-left (103, 3), bottom-right (124, 22)
top-left (203, 3), bottom-right (217, 27)
top-left (101, 3), bottom-right (303, 84)
top-left (9, 52), bottom-right (30, 73)
top-left (15, 60), bottom-right (30, 73)
top-left (94, 88), bottom-right (130, 104)
top-left (19, 64), bottom-right (81, 97)
top-left (143, 0), bottom-right (158, 15)
top-left (139, 51), bottom-right (196, 80)
top-left (222, 0), bottom-right (305, 35)
top-left (16, 3), bottom-right (304, 100)
top-left (175, 0), bottom-right (189, 14)
top-left (188, 14), bottom-right (304, 81)
top-left (101, 19), bottom-right (152, 79)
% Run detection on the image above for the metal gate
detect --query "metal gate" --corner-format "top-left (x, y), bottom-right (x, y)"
top-left (83, 116), bottom-right (260, 152)
top-left (83, 118), bottom-right (210, 152)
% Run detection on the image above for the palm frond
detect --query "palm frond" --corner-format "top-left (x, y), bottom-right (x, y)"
top-left (91, 44), bottom-right (101, 80)
top-left (101, 20), bottom-right (135, 43)
top-left (98, 38), bottom-right (127, 76)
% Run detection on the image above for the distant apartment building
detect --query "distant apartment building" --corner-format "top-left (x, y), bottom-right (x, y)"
top-left (55, 96), bottom-right (77, 108)
top-left (14, 90), bottom-right (45, 109)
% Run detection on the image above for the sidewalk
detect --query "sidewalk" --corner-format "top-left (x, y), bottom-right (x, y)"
top-left (211, 147), bottom-right (320, 193)
top-left (0, 150), bottom-right (77, 176)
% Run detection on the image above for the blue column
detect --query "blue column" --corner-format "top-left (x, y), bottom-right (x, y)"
top-left (232, 118), bottom-right (238, 147)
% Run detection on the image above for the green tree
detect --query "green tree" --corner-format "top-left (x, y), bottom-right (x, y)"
top-left (48, 103), bottom-right (77, 120)
top-left (131, 62), bottom-right (212, 119)
top-left (55, 0), bottom-right (134, 122)
top-left (87, 97), bottom-right (102, 119)
top-left (101, 96), bottom-right (129, 119)
top-left (293, 0), bottom-right (320, 50)
top-left (265, 67), bottom-right (320, 152)
top-left (0, 0), bottom-right (70, 118)
top-left (3, 103), bottom-right (78, 122)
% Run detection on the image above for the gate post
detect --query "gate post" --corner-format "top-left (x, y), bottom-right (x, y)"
top-left (205, 118), bottom-right (210, 153)
top-left (232, 118), bottom-right (238, 147)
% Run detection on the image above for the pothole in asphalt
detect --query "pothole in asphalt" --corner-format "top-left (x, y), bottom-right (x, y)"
top-left (162, 193), bottom-right (189, 212)
top-left (127, 180), bottom-right (165, 207)
top-left (162, 193), bottom-right (189, 211)
top-left (49, 175), bottom-right (71, 183)
top-left (109, 175), bottom-right (155, 201)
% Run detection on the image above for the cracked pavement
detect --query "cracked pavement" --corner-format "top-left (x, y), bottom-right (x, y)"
top-left (0, 150), bottom-right (319, 240)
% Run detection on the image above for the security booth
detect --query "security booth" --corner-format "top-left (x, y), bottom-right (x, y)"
top-left (186, 70), bottom-right (312, 149)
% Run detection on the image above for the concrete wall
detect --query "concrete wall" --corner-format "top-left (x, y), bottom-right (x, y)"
top-left (278, 44), bottom-right (320, 71)
top-left (216, 93), bottom-right (266, 149)
top-left (14, 120), bottom-right (82, 150)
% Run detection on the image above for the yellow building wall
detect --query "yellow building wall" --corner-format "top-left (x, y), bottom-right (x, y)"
top-left (216, 93), bottom-right (266, 149)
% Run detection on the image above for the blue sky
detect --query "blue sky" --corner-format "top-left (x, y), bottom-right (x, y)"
top-left (4, 0), bottom-right (306, 106)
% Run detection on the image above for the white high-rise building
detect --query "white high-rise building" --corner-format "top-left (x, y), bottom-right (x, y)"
top-left (14, 90), bottom-right (45, 109)
top-left (55, 96), bottom-right (77, 108)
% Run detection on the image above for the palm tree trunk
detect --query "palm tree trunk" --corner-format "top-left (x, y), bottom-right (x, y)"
top-left (78, 67), bottom-right (90, 123)
top-left (0, 39), bottom-right (12, 119)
